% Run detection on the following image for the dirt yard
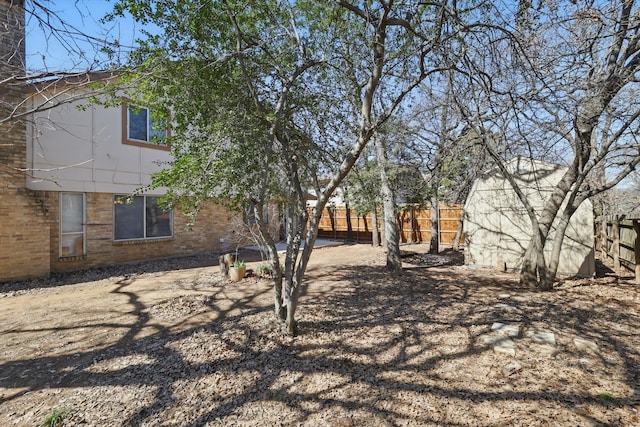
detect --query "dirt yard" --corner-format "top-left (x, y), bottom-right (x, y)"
top-left (1, 243), bottom-right (639, 426)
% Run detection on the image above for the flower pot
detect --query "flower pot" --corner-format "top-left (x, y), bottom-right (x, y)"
top-left (229, 265), bottom-right (246, 282)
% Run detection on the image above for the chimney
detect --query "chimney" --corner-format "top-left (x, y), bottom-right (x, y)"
top-left (0, 0), bottom-right (52, 282)
top-left (0, 0), bottom-right (25, 80)
top-left (0, 0), bottom-right (26, 175)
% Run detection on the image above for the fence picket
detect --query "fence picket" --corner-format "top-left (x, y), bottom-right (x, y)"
top-left (596, 215), bottom-right (640, 283)
top-left (309, 204), bottom-right (464, 246)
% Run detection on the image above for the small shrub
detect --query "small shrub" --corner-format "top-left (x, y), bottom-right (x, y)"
top-left (40, 408), bottom-right (74, 427)
top-left (256, 263), bottom-right (272, 278)
top-left (598, 392), bottom-right (615, 402)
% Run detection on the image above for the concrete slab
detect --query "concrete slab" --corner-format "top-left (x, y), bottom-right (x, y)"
top-left (531, 344), bottom-right (558, 358)
top-left (480, 334), bottom-right (517, 356)
top-left (502, 361), bottom-right (522, 376)
top-left (493, 303), bottom-right (518, 311)
top-left (244, 239), bottom-right (343, 253)
top-left (491, 322), bottom-right (521, 337)
top-left (574, 337), bottom-right (599, 354)
top-left (480, 335), bottom-right (509, 346)
top-left (526, 330), bottom-right (556, 346)
top-left (494, 343), bottom-right (517, 356)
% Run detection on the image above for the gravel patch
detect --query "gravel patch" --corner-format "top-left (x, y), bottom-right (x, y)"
top-left (1, 245), bottom-right (639, 426)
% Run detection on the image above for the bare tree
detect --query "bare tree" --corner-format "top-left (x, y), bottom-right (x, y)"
top-left (452, 0), bottom-right (640, 289)
top-left (1, 0), bottom-right (144, 128)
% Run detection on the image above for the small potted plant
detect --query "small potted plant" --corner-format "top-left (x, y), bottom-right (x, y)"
top-left (229, 259), bottom-right (246, 282)
top-left (256, 263), bottom-right (272, 278)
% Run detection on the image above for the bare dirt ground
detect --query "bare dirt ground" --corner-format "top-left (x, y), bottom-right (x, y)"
top-left (1, 243), bottom-right (639, 426)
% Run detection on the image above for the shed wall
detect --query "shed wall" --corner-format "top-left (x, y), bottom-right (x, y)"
top-left (464, 160), bottom-right (595, 277)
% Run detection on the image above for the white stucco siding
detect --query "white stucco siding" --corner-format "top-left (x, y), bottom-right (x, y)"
top-left (27, 92), bottom-right (170, 194)
top-left (464, 158), bottom-right (595, 277)
top-left (30, 103), bottom-right (92, 163)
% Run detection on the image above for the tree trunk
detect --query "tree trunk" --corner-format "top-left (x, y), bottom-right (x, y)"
top-left (519, 228), bottom-right (550, 290)
top-left (345, 203), bottom-right (353, 243)
top-left (380, 213), bottom-right (386, 246)
top-left (520, 243), bottom-right (538, 287)
top-left (219, 253), bottom-right (235, 278)
top-left (431, 75), bottom-right (448, 253)
top-left (253, 203), bottom-right (286, 321)
top-left (520, 82), bottom-right (610, 288)
top-left (430, 197), bottom-right (439, 254)
top-left (381, 199), bottom-right (401, 271)
top-left (536, 242), bottom-right (550, 291)
top-left (279, 184), bottom-right (306, 327)
top-left (371, 205), bottom-right (380, 246)
top-left (283, 281), bottom-right (299, 335)
top-left (545, 208), bottom-right (574, 285)
top-left (374, 136), bottom-right (402, 272)
top-left (282, 208), bottom-right (323, 336)
top-left (518, 152), bottom-right (587, 287)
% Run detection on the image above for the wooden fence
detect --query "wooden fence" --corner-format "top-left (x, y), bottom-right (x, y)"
top-left (311, 204), bottom-right (464, 246)
top-left (596, 215), bottom-right (640, 283)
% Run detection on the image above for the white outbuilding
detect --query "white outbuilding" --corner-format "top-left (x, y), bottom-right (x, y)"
top-left (463, 157), bottom-right (595, 277)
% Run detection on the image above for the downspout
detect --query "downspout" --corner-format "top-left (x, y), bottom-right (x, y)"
top-left (91, 106), bottom-right (96, 183)
top-left (28, 94), bottom-right (34, 184)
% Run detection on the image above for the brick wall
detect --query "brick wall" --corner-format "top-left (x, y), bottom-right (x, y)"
top-left (0, 0), bottom-right (52, 282)
top-left (0, 0), bottom-right (282, 281)
top-left (49, 192), bottom-right (277, 273)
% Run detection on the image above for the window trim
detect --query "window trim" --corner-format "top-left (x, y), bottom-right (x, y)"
top-left (121, 103), bottom-right (170, 151)
top-left (113, 194), bottom-right (174, 242)
top-left (60, 192), bottom-right (86, 258)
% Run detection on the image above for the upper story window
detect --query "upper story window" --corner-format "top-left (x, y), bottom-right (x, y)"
top-left (122, 104), bottom-right (170, 150)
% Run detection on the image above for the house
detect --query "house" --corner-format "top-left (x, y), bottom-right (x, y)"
top-left (463, 157), bottom-right (595, 277)
top-left (0, 1), bottom-right (273, 282)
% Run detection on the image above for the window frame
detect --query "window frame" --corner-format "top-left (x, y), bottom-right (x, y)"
top-left (113, 195), bottom-right (174, 242)
top-left (59, 192), bottom-right (86, 258)
top-left (121, 103), bottom-right (170, 151)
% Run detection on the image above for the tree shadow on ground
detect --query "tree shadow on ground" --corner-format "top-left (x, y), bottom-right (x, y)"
top-left (1, 257), bottom-right (639, 426)
top-left (594, 258), bottom-right (617, 278)
top-left (400, 247), bottom-right (465, 268)
top-left (0, 248), bottom-right (264, 294)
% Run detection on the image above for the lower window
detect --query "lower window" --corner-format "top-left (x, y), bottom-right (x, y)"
top-left (60, 192), bottom-right (85, 257)
top-left (114, 195), bottom-right (173, 241)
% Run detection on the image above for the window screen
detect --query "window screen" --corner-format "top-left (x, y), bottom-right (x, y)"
top-left (127, 105), bottom-right (167, 144)
top-left (60, 192), bottom-right (85, 256)
top-left (146, 197), bottom-right (172, 238)
top-left (114, 196), bottom-right (145, 240)
top-left (114, 195), bottom-right (172, 240)
top-left (128, 107), bottom-right (149, 142)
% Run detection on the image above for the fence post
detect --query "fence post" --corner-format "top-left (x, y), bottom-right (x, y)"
top-left (613, 215), bottom-right (620, 269)
top-left (333, 206), bottom-right (337, 241)
top-left (634, 220), bottom-right (640, 284)
top-left (409, 206), bottom-right (415, 243)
